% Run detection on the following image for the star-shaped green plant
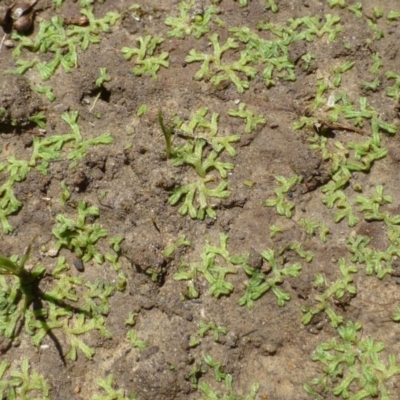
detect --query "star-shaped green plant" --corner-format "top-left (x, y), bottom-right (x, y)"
top-left (185, 33), bottom-right (257, 93)
top-left (122, 35), bottom-right (169, 78)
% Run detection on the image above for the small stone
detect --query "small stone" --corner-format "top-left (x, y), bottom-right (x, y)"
top-left (4, 39), bottom-right (14, 48)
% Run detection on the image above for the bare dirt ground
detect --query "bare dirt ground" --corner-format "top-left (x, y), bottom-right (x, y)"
top-left (2, 0), bottom-right (400, 399)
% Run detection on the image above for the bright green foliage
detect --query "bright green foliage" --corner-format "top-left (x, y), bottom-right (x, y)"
top-left (347, 219), bottom-right (400, 278)
top-left (92, 375), bottom-right (136, 400)
top-left (28, 112), bottom-right (47, 128)
top-left (228, 103), bottom-right (266, 133)
top-left (35, 85), bottom-right (56, 102)
top-left (387, 11), bottom-right (400, 21)
top-left (348, 2), bottom-right (363, 18)
top-left (331, 61), bottom-right (355, 87)
top-left (265, 0), bottom-right (279, 13)
top-left (327, 0), bottom-right (346, 7)
top-left (52, 201), bottom-right (108, 263)
top-left (198, 356), bottom-right (259, 400)
top-left (194, 320), bottom-right (228, 343)
top-left (234, 249), bottom-right (302, 308)
top-left (174, 233), bottom-right (237, 298)
top-left (362, 78), bottom-right (380, 92)
top-left (165, 1), bottom-right (223, 39)
top-left (0, 255), bottom-right (116, 361)
top-left (304, 321), bottom-right (400, 399)
top-left (185, 33), bottom-right (257, 93)
top-left (164, 234), bottom-right (191, 257)
top-left (9, 9), bottom-right (120, 80)
top-left (299, 218), bottom-right (330, 242)
top-left (121, 35), bottom-right (169, 78)
top-left (65, 314), bottom-right (112, 360)
top-left (0, 110), bottom-right (112, 233)
top-left (126, 329), bottom-right (147, 349)
top-left (230, 25), bottom-right (295, 87)
top-left (386, 71), bottom-right (400, 101)
top-left (96, 67), bottom-right (111, 87)
top-left (0, 359), bottom-right (50, 400)
top-left (265, 175), bottom-right (302, 218)
top-left (167, 108), bottom-right (238, 219)
top-left (302, 259), bottom-right (357, 327)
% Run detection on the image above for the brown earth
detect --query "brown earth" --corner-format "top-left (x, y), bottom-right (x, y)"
top-left (1, 0), bottom-right (400, 399)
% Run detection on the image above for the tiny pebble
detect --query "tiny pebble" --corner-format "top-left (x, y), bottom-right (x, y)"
top-left (4, 39), bottom-right (14, 48)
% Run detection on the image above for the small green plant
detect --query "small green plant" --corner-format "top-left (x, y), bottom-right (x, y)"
top-left (228, 103), bottom-right (266, 133)
top-left (52, 200), bottom-right (108, 263)
top-left (197, 355), bottom-right (259, 400)
top-left (304, 321), bottom-right (400, 399)
top-left (121, 35), bottom-right (169, 78)
top-left (302, 259), bottom-right (357, 327)
top-left (189, 320), bottom-right (228, 346)
top-left (165, 1), bottom-right (223, 39)
top-left (174, 233), bottom-right (237, 298)
top-left (92, 375), bottom-right (136, 400)
top-left (9, 9), bottom-right (120, 80)
top-left (35, 85), bottom-right (56, 102)
top-left (232, 249), bottom-right (303, 308)
top-left (265, 175), bottom-right (302, 218)
top-left (331, 61), bottom-right (355, 87)
top-left (126, 329), bottom-right (147, 349)
top-left (185, 33), bottom-right (257, 93)
top-left (166, 107), bottom-right (239, 219)
top-left (0, 359), bottom-right (50, 400)
top-left (95, 67), bottom-right (111, 87)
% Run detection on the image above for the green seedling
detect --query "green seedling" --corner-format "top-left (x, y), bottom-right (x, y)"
top-left (302, 258), bottom-right (357, 327)
top-left (197, 321), bottom-right (228, 341)
top-left (92, 375), bottom-right (136, 400)
top-left (265, 0), bottom-right (278, 13)
top-left (95, 67), bottom-right (111, 87)
top-left (198, 355), bottom-right (259, 400)
top-left (164, 234), bottom-right (191, 257)
top-left (174, 233), bottom-right (237, 298)
top-left (185, 33), bottom-right (257, 93)
top-left (299, 219), bottom-right (330, 242)
top-left (304, 321), bottom-right (400, 399)
top-left (347, 234), bottom-right (395, 279)
top-left (126, 329), bottom-right (147, 349)
top-left (348, 2), bottom-right (362, 18)
top-left (228, 103), bottom-right (266, 133)
top-left (0, 359), bottom-right (50, 400)
top-left (60, 180), bottom-right (70, 205)
top-left (52, 200), bottom-right (108, 263)
top-left (386, 71), bottom-right (400, 101)
top-left (233, 249), bottom-right (302, 308)
top-left (136, 104), bottom-right (148, 116)
top-left (367, 19), bottom-right (384, 40)
top-left (35, 85), bottom-right (56, 102)
top-left (332, 61), bottom-right (355, 87)
top-left (28, 111), bottom-right (47, 129)
top-left (234, 0), bottom-right (248, 7)
top-left (166, 108), bottom-right (239, 219)
top-left (0, 252), bottom-right (117, 363)
top-left (165, 1), bottom-right (223, 39)
top-left (121, 35), bottom-right (169, 78)
top-left (269, 224), bottom-right (283, 238)
top-left (362, 78), bottom-right (380, 92)
top-left (9, 9), bottom-right (120, 80)
top-left (371, 52), bottom-right (383, 74)
top-left (387, 11), bottom-right (400, 21)
top-left (327, 0), bottom-right (346, 7)
top-left (265, 175), bottom-right (302, 218)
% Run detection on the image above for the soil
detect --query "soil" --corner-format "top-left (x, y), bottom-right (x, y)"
top-left (1, 0), bottom-right (400, 399)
